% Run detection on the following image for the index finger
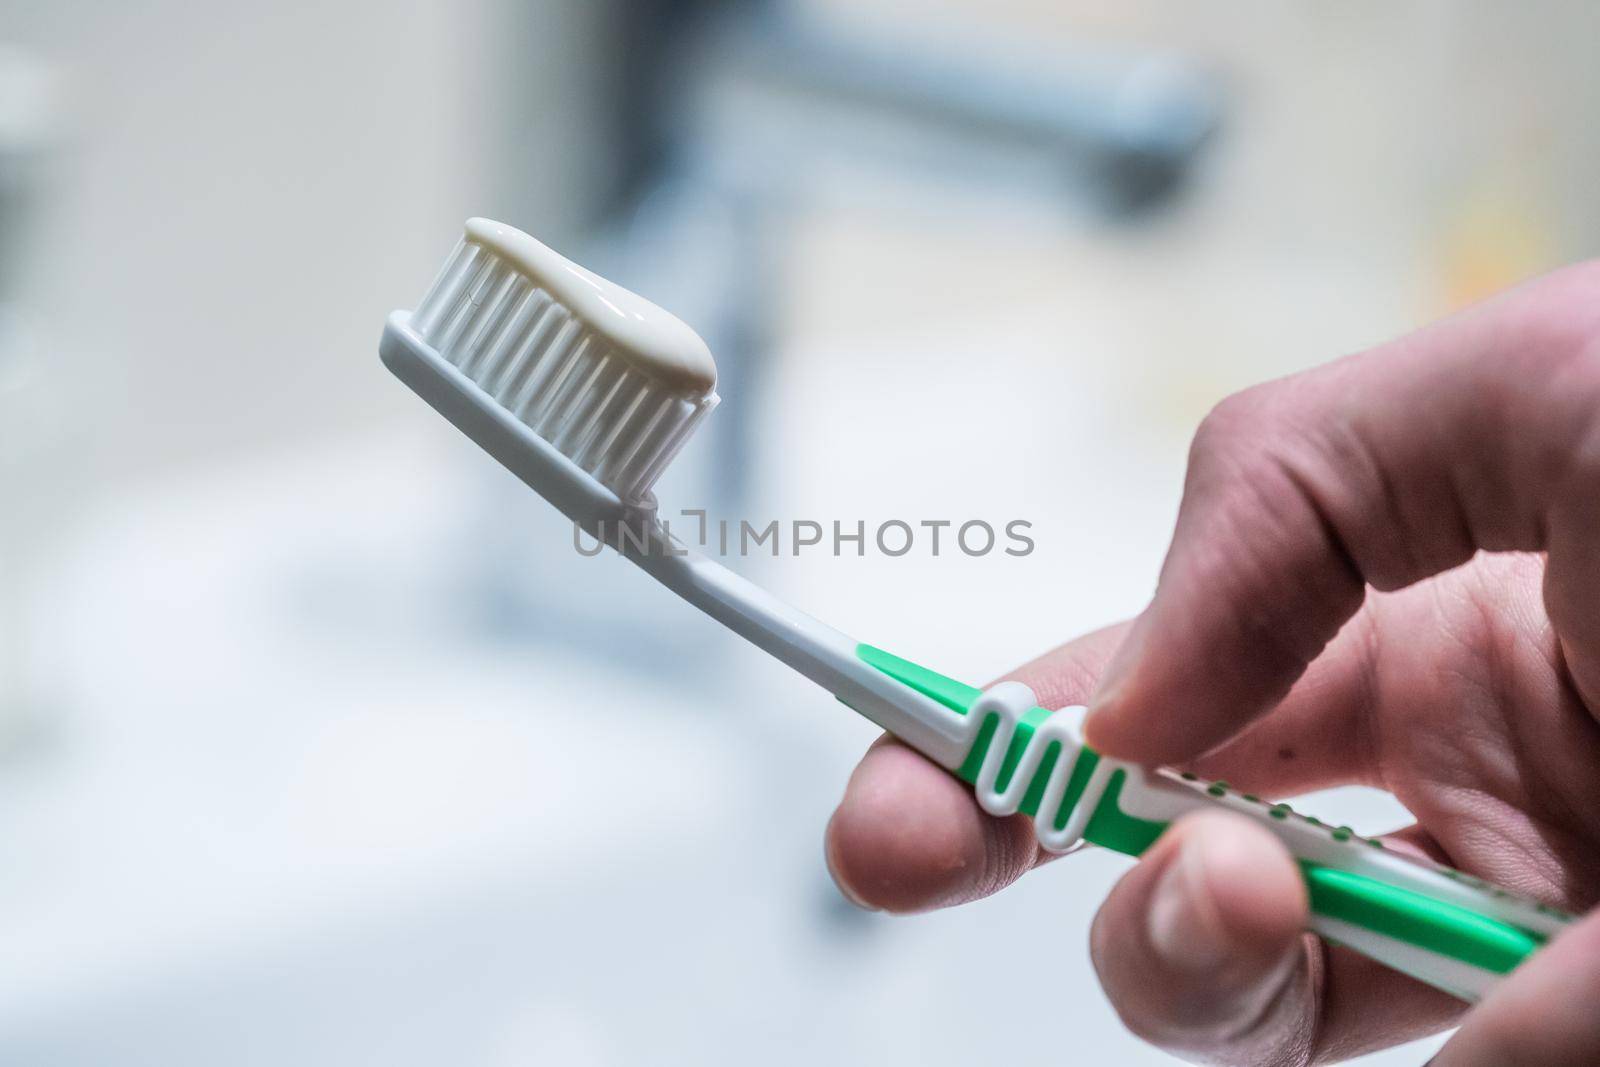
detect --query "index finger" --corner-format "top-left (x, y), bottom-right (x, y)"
top-left (1085, 261), bottom-right (1600, 765)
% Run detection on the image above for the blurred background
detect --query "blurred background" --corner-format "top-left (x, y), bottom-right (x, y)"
top-left (0, 1), bottom-right (1597, 1063)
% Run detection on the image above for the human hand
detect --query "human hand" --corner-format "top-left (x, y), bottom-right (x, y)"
top-left (826, 262), bottom-right (1600, 1064)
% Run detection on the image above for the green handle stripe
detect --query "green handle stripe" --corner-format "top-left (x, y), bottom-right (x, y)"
top-left (856, 642), bottom-right (981, 712)
top-left (853, 643), bottom-right (1547, 977)
top-left (1304, 863), bottom-right (1541, 974)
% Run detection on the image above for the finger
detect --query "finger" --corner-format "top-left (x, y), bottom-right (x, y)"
top-left (825, 736), bottom-right (1038, 912)
top-left (1432, 907), bottom-right (1600, 1066)
top-left (1310, 925), bottom-right (1465, 1063)
top-left (1002, 622), bottom-right (1131, 709)
top-left (1178, 602), bottom-right (1382, 796)
top-left (1090, 809), bottom-right (1313, 1062)
top-left (1025, 609), bottom-right (1388, 797)
top-left (1093, 812), bottom-right (1464, 1064)
top-left (1086, 261), bottom-right (1600, 766)
top-left (826, 626), bottom-right (1127, 912)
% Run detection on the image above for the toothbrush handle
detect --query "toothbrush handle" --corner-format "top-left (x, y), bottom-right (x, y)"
top-left (1107, 766), bottom-right (1560, 1002)
top-left (854, 644), bottom-right (1573, 1003)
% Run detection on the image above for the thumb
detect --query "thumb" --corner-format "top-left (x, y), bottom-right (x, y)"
top-left (1090, 809), bottom-right (1317, 1064)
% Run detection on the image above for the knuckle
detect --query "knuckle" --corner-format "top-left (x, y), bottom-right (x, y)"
top-left (1190, 388), bottom-right (1299, 508)
top-left (1192, 386), bottom-right (1279, 465)
top-left (1189, 381), bottom-right (1318, 499)
top-left (1501, 261), bottom-right (1600, 387)
top-left (1492, 267), bottom-right (1600, 499)
top-left (1556, 256), bottom-right (1600, 308)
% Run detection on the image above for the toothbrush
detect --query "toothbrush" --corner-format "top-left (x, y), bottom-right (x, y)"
top-left (381, 217), bottom-right (1571, 1004)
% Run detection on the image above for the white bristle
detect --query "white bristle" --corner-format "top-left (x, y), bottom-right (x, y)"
top-left (411, 238), bottom-right (717, 504)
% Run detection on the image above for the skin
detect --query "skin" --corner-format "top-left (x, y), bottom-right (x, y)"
top-left (825, 261), bottom-right (1600, 1064)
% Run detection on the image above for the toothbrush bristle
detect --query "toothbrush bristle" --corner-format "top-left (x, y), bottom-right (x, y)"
top-left (408, 237), bottom-right (717, 505)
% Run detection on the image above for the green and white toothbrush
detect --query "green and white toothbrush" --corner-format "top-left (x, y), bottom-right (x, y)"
top-left (381, 218), bottom-right (1572, 1004)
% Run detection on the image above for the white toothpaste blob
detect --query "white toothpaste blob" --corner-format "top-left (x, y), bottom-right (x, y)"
top-left (463, 217), bottom-right (716, 394)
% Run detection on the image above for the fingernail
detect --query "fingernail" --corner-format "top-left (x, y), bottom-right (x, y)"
top-left (1147, 837), bottom-right (1231, 972)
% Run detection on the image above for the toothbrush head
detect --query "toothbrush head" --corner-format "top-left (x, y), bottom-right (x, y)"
top-left (380, 218), bottom-right (719, 520)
